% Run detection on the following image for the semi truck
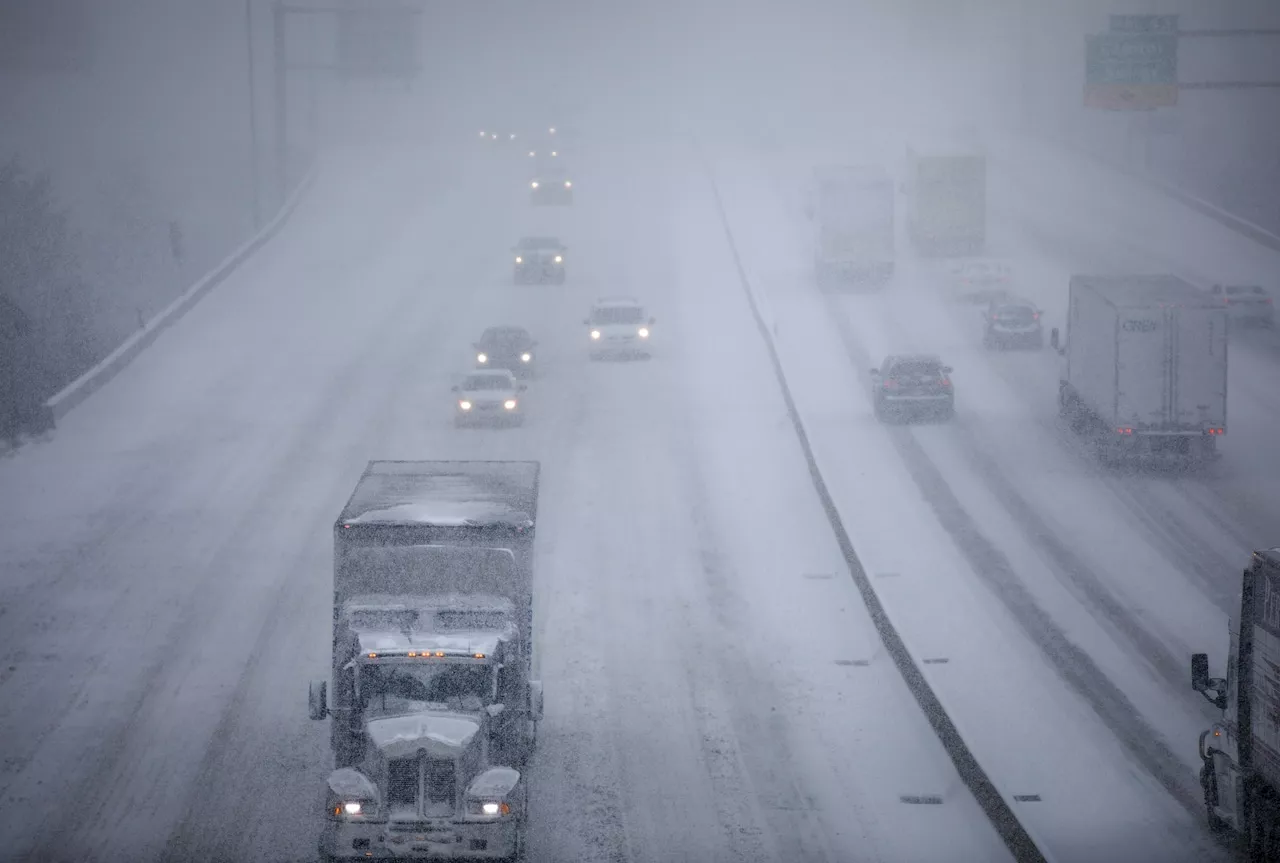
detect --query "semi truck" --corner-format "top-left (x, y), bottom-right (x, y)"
top-left (1193, 547), bottom-right (1280, 858)
top-left (903, 144), bottom-right (986, 256)
top-left (1050, 275), bottom-right (1227, 462)
top-left (806, 165), bottom-right (895, 288)
top-left (308, 460), bottom-right (542, 862)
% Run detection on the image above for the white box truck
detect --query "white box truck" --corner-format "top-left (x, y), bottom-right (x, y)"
top-left (1193, 547), bottom-right (1280, 853)
top-left (806, 165), bottom-right (895, 288)
top-left (1050, 275), bottom-right (1227, 461)
top-left (904, 144), bottom-right (986, 256)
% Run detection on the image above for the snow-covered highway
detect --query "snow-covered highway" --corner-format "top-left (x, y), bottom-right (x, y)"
top-left (0, 135), bottom-right (1024, 863)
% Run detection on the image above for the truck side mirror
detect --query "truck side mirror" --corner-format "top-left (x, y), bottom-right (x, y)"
top-left (582, 318), bottom-right (590, 326)
top-left (451, 385), bottom-right (460, 392)
top-left (309, 679), bottom-right (328, 720)
top-left (1191, 653), bottom-right (1228, 710)
top-left (1050, 328), bottom-right (1060, 351)
top-left (869, 368), bottom-right (879, 376)
top-left (1191, 653), bottom-right (1210, 691)
top-left (648, 317), bottom-right (656, 325)
top-left (530, 680), bottom-right (544, 720)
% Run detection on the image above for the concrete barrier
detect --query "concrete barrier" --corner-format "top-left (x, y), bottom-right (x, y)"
top-left (44, 162), bottom-right (320, 423)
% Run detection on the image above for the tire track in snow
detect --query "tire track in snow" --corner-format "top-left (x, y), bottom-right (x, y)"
top-left (818, 291), bottom-right (1209, 826)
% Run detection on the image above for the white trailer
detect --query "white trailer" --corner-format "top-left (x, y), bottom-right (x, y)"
top-left (807, 165), bottom-right (895, 288)
top-left (1050, 274), bottom-right (1227, 461)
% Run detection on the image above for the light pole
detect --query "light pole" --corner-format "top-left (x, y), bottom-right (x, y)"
top-left (246, 0), bottom-right (263, 228)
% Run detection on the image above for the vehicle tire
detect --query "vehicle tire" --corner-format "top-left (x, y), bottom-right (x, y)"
top-left (873, 397), bottom-right (887, 422)
top-left (982, 332), bottom-right (994, 350)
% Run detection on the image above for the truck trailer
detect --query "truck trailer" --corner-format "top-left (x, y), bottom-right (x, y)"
top-left (1051, 275), bottom-right (1227, 462)
top-left (1193, 548), bottom-right (1280, 859)
top-left (904, 144), bottom-right (986, 256)
top-left (807, 164), bottom-right (895, 288)
top-left (308, 460), bottom-right (541, 862)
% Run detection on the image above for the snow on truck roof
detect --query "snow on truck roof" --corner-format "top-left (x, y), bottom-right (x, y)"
top-left (1072, 274), bottom-right (1219, 308)
top-left (339, 461), bottom-right (539, 528)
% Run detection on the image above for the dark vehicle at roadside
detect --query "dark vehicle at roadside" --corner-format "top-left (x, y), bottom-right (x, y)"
top-left (982, 297), bottom-right (1044, 349)
top-left (474, 326), bottom-right (538, 376)
top-left (870, 354), bottom-right (954, 422)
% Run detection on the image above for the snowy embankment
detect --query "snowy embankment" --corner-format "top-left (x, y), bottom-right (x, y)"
top-left (698, 139), bottom-right (1227, 863)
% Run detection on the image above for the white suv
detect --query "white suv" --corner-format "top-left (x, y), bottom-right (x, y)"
top-left (452, 369), bottom-right (526, 426)
top-left (585, 298), bottom-right (654, 359)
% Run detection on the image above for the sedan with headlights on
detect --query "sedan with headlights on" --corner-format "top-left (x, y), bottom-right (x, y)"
top-left (512, 236), bottom-right (566, 285)
top-left (452, 370), bottom-right (526, 427)
top-left (585, 298), bottom-right (654, 360)
top-left (473, 326), bottom-right (538, 377)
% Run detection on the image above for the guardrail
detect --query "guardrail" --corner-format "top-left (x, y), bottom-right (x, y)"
top-left (42, 161), bottom-right (320, 425)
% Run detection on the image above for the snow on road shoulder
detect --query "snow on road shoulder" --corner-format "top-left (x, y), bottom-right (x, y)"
top-left (703, 147), bottom-right (1226, 863)
top-left (670, 141), bottom-right (1015, 863)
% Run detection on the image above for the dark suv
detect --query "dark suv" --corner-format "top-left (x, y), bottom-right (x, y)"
top-left (512, 236), bottom-right (566, 284)
top-left (473, 326), bottom-right (538, 376)
top-left (870, 354), bottom-right (954, 422)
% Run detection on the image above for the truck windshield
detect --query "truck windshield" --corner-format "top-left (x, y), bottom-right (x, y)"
top-left (359, 662), bottom-right (494, 714)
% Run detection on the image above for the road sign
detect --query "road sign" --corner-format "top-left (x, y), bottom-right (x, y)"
top-left (1085, 31), bottom-right (1178, 110)
top-left (1110, 14), bottom-right (1178, 35)
top-left (335, 4), bottom-right (421, 78)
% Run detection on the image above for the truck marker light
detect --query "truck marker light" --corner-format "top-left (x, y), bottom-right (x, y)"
top-left (435, 651), bottom-right (445, 657)
top-left (407, 651), bottom-right (417, 657)
top-left (368, 652), bottom-right (377, 658)
top-left (474, 653), bottom-right (486, 659)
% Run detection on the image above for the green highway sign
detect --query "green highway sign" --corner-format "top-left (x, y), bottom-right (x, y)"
top-left (1085, 31), bottom-right (1178, 109)
top-left (1109, 14), bottom-right (1178, 34)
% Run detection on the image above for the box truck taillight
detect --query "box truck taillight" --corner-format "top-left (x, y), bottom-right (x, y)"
top-left (1206, 428), bottom-right (1225, 436)
top-left (1116, 427), bottom-right (1134, 435)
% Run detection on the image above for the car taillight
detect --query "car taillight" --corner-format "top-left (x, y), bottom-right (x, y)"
top-left (1032, 311), bottom-right (1040, 320)
top-left (939, 377), bottom-right (951, 387)
top-left (883, 378), bottom-right (899, 389)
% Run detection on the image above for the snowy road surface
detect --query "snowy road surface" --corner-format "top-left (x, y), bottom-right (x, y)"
top-left (0, 138), bottom-right (1017, 862)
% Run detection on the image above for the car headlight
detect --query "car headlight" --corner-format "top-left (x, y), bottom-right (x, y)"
top-left (590, 330), bottom-right (601, 340)
top-left (638, 327), bottom-right (650, 338)
top-left (554, 255), bottom-right (562, 263)
top-left (528, 151), bottom-right (535, 157)
top-left (521, 353), bottom-right (531, 362)
top-left (514, 256), bottom-right (522, 264)
top-left (459, 400), bottom-right (472, 411)
top-left (531, 181), bottom-right (539, 189)
top-left (564, 180), bottom-right (572, 188)
top-left (343, 801), bottom-right (363, 816)
top-left (477, 353), bottom-right (487, 363)
top-left (504, 399), bottom-right (517, 410)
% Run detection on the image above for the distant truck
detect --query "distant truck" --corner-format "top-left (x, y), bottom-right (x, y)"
top-left (1050, 275), bottom-right (1227, 462)
top-left (904, 144), bottom-right (986, 256)
top-left (806, 165), bottom-right (895, 287)
top-left (1192, 547), bottom-right (1280, 854)
top-left (308, 460), bottom-right (541, 862)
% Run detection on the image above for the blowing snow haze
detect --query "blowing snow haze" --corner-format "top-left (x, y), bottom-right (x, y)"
top-left (2, 1), bottom-right (1280, 862)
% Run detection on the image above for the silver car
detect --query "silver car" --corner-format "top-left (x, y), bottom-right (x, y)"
top-left (982, 298), bottom-right (1044, 349)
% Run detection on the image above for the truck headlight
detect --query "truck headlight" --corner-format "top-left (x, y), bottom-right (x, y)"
top-left (531, 181), bottom-right (539, 189)
top-left (564, 180), bottom-right (572, 188)
top-left (459, 400), bottom-right (472, 411)
top-left (590, 330), bottom-right (601, 340)
top-left (469, 800), bottom-right (512, 817)
top-left (343, 801), bottom-right (363, 816)
top-left (554, 255), bottom-right (562, 263)
top-left (515, 256), bottom-right (522, 264)
top-left (638, 327), bottom-right (650, 338)
top-left (504, 399), bottom-right (517, 410)
top-left (477, 353), bottom-right (487, 363)
top-left (521, 353), bottom-right (531, 362)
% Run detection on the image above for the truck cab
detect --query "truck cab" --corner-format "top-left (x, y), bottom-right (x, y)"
top-left (312, 595), bottom-right (542, 769)
top-left (1192, 548), bottom-right (1280, 851)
